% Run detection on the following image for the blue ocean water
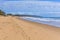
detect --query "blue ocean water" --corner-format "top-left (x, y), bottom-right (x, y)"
top-left (20, 17), bottom-right (60, 27)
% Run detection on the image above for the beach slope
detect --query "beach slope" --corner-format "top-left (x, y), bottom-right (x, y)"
top-left (0, 16), bottom-right (60, 40)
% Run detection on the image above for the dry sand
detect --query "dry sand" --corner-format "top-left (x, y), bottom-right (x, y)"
top-left (0, 16), bottom-right (60, 40)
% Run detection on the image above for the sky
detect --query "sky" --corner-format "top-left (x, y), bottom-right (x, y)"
top-left (0, 0), bottom-right (60, 17)
top-left (0, 0), bottom-right (60, 1)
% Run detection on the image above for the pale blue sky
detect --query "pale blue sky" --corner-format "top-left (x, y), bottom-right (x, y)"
top-left (0, 0), bottom-right (60, 1)
top-left (0, 0), bottom-right (60, 2)
top-left (0, 1), bottom-right (60, 17)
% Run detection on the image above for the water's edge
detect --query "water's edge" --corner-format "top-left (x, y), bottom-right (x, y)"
top-left (20, 17), bottom-right (60, 27)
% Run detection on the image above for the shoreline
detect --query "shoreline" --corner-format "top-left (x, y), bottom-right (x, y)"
top-left (18, 17), bottom-right (59, 27)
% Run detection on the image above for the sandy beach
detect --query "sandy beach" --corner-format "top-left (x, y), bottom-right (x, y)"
top-left (0, 16), bottom-right (60, 40)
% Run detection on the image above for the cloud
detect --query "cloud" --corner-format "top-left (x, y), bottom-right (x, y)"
top-left (0, 1), bottom-right (60, 17)
top-left (1, 0), bottom-right (40, 1)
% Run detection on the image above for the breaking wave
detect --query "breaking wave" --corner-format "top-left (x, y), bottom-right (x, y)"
top-left (20, 17), bottom-right (60, 27)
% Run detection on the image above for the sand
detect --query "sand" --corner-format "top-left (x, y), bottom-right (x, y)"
top-left (0, 16), bottom-right (60, 40)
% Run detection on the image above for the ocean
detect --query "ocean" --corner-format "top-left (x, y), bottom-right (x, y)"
top-left (20, 17), bottom-right (60, 27)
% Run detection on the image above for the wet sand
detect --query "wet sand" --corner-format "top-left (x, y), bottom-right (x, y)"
top-left (0, 16), bottom-right (60, 40)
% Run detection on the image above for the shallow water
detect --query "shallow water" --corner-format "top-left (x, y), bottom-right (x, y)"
top-left (20, 17), bottom-right (60, 27)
